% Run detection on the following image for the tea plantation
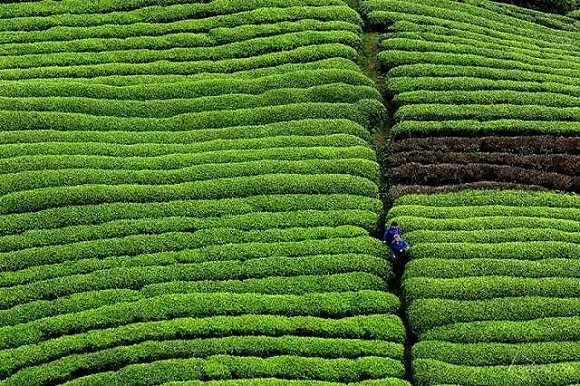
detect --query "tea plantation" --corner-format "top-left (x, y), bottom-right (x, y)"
top-left (0, 0), bottom-right (578, 385)
top-left (363, 0), bottom-right (580, 193)
top-left (389, 190), bottom-right (580, 385)
top-left (0, 0), bottom-right (407, 385)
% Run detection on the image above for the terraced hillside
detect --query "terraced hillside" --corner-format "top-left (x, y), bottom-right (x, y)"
top-left (388, 190), bottom-right (580, 385)
top-left (2, 0), bottom-right (580, 385)
top-left (362, 0), bottom-right (580, 193)
top-left (0, 1), bottom-right (409, 385)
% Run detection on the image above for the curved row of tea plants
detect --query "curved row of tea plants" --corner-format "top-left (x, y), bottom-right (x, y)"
top-left (387, 190), bottom-right (580, 385)
top-left (0, 0), bottom-right (408, 385)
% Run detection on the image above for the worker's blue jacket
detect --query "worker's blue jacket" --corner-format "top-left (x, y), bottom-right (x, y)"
top-left (391, 239), bottom-right (409, 254)
top-left (383, 226), bottom-right (402, 244)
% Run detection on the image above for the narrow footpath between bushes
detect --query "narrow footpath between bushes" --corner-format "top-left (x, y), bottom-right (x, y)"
top-left (359, 28), bottom-right (416, 384)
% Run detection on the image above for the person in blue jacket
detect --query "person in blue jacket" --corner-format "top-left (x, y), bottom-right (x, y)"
top-left (382, 221), bottom-right (402, 245)
top-left (390, 234), bottom-right (410, 261)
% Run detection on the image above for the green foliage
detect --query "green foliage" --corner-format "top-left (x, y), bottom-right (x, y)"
top-left (365, 0), bottom-right (580, 138)
top-left (386, 25), bottom-right (579, 59)
top-left (0, 20), bottom-right (362, 56)
top-left (0, 313), bottom-right (404, 377)
top-left (409, 297), bottom-right (580, 334)
top-left (0, 254), bottom-right (387, 322)
top-left (406, 228), bottom-right (580, 244)
top-left (0, 194), bottom-right (381, 236)
top-left (0, 101), bottom-right (382, 132)
top-left (0, 44), bottom-right (359, 80)
top-left (406, 258), bottom-right (580, 279)
top-left (141, 272), bottom-right (387, 297)
top-left (3, 337), bottom-right (403, 384)
top-left (393, 119), bottom-right (580, 136)
top-left (0, 134), bottom-right (368, 158)
top-left (0, 158), bottom-right (380, 195)
top-left (393, 190), bottom-right (580, 208)
top-left (0, 1), bottom-right (360, 31)
top-left (413, 358), bottom-right (580, 386)
top-left (81, 57), bottom-right (363, 86)
top-left (0, 145), bottom-right (376, 174)
top-left (405, 276), bottom-right (580, 301)
top-left (388, 204), bottom-right (580, 221)
top-left (0, 31), bottom-right (360, 70)
top-left (0, 85), bottom-right (379, 118)
top-left (394, 90), bottom-right (580, 107)
top-left (380, 39), bottom-right (580, 72)
top-left (391, 215), bottom-right (580, 232)
top-left (387, 76), bottom-right (580, 97)
top-left (388, 64), bottom-right (580, 87)
top-left (424, 316), bottom-right (580, 343)
top-left (0, 117), bottom-right (370, 146)
top-left (57, 356), bottom-right (403, 386)
top-left (0, 0), bottom-right (346, 19)
top-left (0, 1), bottom-right (397, 383)
top-left (0, 70), bottom-right (374, 99)
top-left (1, 250), bottom-right (383, 290)
top-left (166, 379), bottom-right (411, 386)
top-left (0, 291), bottom-right (400, 349)
top-left (0, 174), bottom-right (379, 215)
top-left (365, 0), bottom-right (579, 42)
top-left (395, 104), bottom-right (580, 122)
top-left (0, 225), bottom-right (377, 271)
top-left (3, 268), bottom-right (387, 311)
top-left (388, 189), bottom-right (580, 384)
top-left (415, 340), bottom-right (580, 366)
top-left (410, 241), bottom-right (580, 261)
top-left (0, 210), bottom-right (378, 252)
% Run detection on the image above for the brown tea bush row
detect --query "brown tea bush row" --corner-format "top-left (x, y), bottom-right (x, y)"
top-left (389, 151), bottom-right (580, 175)
top-left (392, 136), bottom-right (580, 155)
top-left (393, 163), bottom-right (578, 192)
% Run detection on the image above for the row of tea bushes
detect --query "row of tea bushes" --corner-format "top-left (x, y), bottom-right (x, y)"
top-left (387, 190), bottom-right (580, 385)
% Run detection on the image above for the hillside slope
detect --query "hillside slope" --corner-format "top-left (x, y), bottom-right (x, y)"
top-left (363, 0), bottom-right (580, 193)
top-left (388, 190), bottom-right (580, 385)
top-left (0, 1), bottom-right (408, 385)
top-left (361, 1), bottom-right (580, 384)
top-left (1, 0), bottom-right (580, 385)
